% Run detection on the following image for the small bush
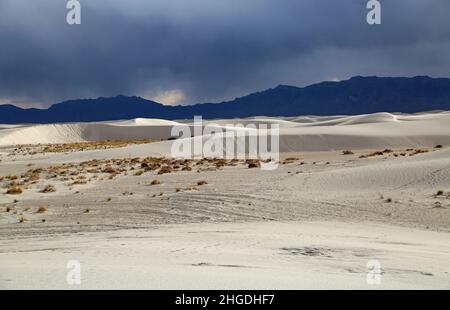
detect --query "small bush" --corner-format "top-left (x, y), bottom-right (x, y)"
top-left (6, 186), bottom-right (22, 195)
top-left (37, 205), bottom-right (48, 213)
top-left (435, 145), bottom-right (443, 149)
top-left (342, 150), bottom-right (354, 155)
top-left (41, 185), bottom-right (56, 193)
top-left (150, 179), bottom-right (161, 186)
top-left (158, 166), bottom-right (173, 175)
top-left (436, 190), bottom-right (444, 196)
top-left (197, 180), bottom-right (208, 186)
top-left (102, 166), bottom-right (117, 174)
top-left (248, 161), bottom-right (261, 169)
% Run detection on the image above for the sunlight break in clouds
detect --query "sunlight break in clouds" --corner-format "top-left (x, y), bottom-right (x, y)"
top-left (150, 90), bottom-right (187, 106)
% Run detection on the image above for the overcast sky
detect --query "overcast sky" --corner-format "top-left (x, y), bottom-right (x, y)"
top-left (1, 0), bottom-right (450, 107)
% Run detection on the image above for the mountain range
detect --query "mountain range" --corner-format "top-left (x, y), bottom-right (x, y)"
top-left (1, 76), bottom-right (450, 124)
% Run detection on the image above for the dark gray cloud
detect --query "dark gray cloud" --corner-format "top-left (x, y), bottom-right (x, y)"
top-left (0, 0), bottom-right (450, 107)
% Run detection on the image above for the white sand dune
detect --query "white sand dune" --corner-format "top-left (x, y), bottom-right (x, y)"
top-left (1, 112), bottom-right (450, 290)
top-left (0, 121), bottom-right (178, 146)
top-left (1, 112), bottom-right (449, 154)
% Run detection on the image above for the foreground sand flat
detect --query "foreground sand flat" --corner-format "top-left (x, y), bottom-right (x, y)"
top-left (1, 222), bottom-right (449, 289)
top-left (0, 112), bottom-right (449, 289)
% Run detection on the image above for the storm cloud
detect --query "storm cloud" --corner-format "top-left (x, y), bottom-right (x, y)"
top-left (0, 0), bottom-right (450, 107)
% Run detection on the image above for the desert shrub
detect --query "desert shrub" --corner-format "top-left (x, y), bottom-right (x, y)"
top-left (150, 179), bottom-right (161, 186)
top-left (214, 159), bottom-right (227, 168)
top-left (436, 190), bottom-right (444, 196)
top-left (342, 150), bottom-right (354, 155)
top-left (37, 205), bottom-right (48, 213)
top-left (6, 186), bottom-right (22, 195)
top-left (71, 180), bottom-right (88, 185)
top-left (102, 166), bottom-right (117, 174)
top-left (248, 162), bottom-right (261, 168)
top-left (158, 166), bottom-right (173, 175)
top-left (41, 185), bottom-right (56, 193)
top-left (197, 180), bottom-right (208, 186)
top-left (410, 149), bottom-right (429, 156)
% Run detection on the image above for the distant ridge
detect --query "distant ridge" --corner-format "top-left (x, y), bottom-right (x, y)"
top-left (1, 76), bottom-right (450, 124)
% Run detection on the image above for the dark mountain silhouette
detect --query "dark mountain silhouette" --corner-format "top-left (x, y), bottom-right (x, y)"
top-left (1, 76), bottom-right (450, 124)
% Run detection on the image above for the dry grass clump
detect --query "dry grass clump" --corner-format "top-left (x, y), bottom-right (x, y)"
top-left (184, 187), bottom-right (198, 191)
top-left (158, 166), bottom-right (173, 175)
top-left (285, 157), bottom-right (299, 161)
top-left (102, 166), bottom-right (118, 174)
top-left (435, 190), bottom-right (449, 198)
top-left (19, 216), bottom-right (27, 223)
top-left (435, 145), bottom-right (443, 149)
top-left (71, 180), bottom-right (88, 185)
top-left (214, 159), bottom-right (227, 168)
top-left (342, 150), bottom-right (354, 155)
top-left (6, 185), bottom-right (22, 195)
top-left (41, 140), bottom-right (155, 153)
top-left (360, 151), bottom-right (384, 158)
top-left (410, 149), bottom-right (429, 156)
top-left (37, 205), bottom-right (48, 213)
top-left (197, 180), bottom-right (208, 186)
top-left (245, 159), bottom-right (261, 168)
top-left (134, 170), bottom-right (144, 176)
top-left (41, 185), bottom-right (56, 193)
top-left (150, 179), bottom-right (161, 186)
top-left (248, 162), bottom-right (261, 169)
top-left (282, 157), bottom-right (298, 164)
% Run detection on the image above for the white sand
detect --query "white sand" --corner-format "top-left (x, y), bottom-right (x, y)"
top-left (0, 111), bottom-right (449, 289)
top-left (1, 221), bottom-right (449, 289)
top-left (2, 112), bottom-right (450, 151)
